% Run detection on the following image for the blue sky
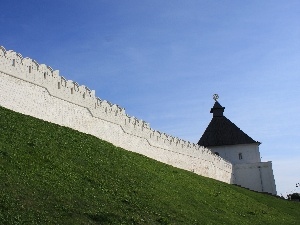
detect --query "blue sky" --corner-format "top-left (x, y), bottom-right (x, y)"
top-left (1, 0), bottom-right (299, 197)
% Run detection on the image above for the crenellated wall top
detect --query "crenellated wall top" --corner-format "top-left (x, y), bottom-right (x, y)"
top-left (0, 46), bottom-right (128, 118)
top-left (0, 45), bottom-right (232, 170)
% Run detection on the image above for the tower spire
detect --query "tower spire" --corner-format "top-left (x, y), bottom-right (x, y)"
top-left (210, 94), bottom-right (225, 117)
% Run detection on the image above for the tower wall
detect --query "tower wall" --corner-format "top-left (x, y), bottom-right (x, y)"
top-left (209, 143), bottom-right (261, 164)
top-left (234, 161), bottom-right (277, 195)
top-left (0, 46), bottom-right (233, 184)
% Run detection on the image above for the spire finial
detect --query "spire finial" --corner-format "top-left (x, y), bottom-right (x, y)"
top-left (210, 95), bottom-right (225, 117)
top-left (213, 94), bottom-right (219, 102)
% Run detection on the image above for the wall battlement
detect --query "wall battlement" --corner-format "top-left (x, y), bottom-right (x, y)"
top-left (0, 46), bottom-right (233, 183)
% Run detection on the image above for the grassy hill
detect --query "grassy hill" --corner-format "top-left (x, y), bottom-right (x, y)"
top-left (0, 106), bottom-right (299, 225)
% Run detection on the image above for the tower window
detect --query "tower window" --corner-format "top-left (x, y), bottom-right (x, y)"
top-left (238, 153), bottom-right (243, 160)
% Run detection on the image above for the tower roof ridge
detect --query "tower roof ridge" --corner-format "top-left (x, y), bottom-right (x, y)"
top-left (198, 101), bottom-right (259, 147)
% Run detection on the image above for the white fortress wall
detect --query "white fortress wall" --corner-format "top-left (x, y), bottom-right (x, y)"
top-left (0, 46), bottom-right (233, 183)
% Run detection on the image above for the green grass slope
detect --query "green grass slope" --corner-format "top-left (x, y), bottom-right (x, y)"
top-left (0, 106), bottom-right (299, 225)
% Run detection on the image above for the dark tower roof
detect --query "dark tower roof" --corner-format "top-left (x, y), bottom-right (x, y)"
top-left (198, 101), bottom-right (260, 147)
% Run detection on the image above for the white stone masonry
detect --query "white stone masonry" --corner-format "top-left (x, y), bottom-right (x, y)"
top-left (0, 46), bottom-right (233, 184)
